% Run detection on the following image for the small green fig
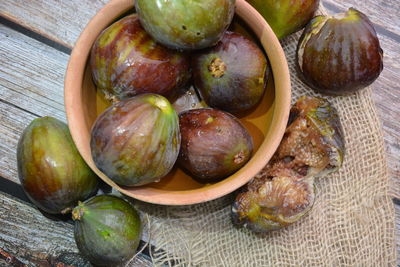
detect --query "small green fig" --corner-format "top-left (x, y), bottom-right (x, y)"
top-left (246, 0), bottom-right (320, 39)
top-left (72, 195), bottom-right (142, 267)
top-left (17, 117), bottom-right (98, 214)
top-left (135, 0), bottom-right (236, 50)
top-left (297, 8), bottom-right (383, 95)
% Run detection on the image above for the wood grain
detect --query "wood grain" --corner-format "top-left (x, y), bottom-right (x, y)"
top-left (0, 192), bottom-right (153, 266)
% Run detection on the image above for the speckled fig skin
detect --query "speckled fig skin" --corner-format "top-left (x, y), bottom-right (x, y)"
top-left (135, 0), bottom-right (236, 50)
top-left (231, 96), bottom-right (345, 232)
top-left (90, 14), bottom-right (190, 102)
top-left (90, 94), bottom-right (180, 186)
top-left (246, 0), bottom-right (320, 39)
top-left (297, 8), bottom-right (383, 95)
top-left (192, 31), bottom-right (268, 114)
top-left (72, 195), bottom-right (142, 267)
top-left (178, 108), bottom-right (253, 182)
top-left (17, 117), bottom-right (98, 214)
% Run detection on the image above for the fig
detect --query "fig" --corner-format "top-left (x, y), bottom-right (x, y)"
top-left (192, 31), bottom-right (268, 114)
top-left (178, 108), bottom-right (253, 182)
top-left (297, 8), bottom-right (383, 95)
top-left (135, 0), bottom-right (236, 50)
top-left (246, 0), bottom-right (320, 39)
top-left (90, 14), bottom-right (190, 102)
top-left (232, 96), bottom-right (344, 232)
top-left (91, 94), bottom-right (180, 186)
top-left (17, 117), bottom-right (98, 214)
top-left (72, 195), bottom-right (142, 266)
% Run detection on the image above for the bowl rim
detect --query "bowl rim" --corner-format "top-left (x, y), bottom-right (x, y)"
top-left (64, 0), bottom-right (291, 205)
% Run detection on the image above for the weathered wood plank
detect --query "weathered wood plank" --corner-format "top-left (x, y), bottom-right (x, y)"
top-left (0, 0), bottom-right (108, 49)
top-left (0, 192), bottom-right (153, 266)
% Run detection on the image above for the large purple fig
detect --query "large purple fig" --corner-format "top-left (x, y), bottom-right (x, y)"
top-left (246, 0), bottom-right (320, 39)
top-left (297, 8), bottom-right (383, 95)
top-left (90, 14), bottom-right (190, 102)
top-left (192, 31), bottom-right (268, 114)
top-left (178, 108), bottom-right (253, 182)
top-left (90, 94), bottom-right (180, 186)
top-left (17, 117), bottom-right (98, 214)
top-left (135, 0), bottom-right (236, 50)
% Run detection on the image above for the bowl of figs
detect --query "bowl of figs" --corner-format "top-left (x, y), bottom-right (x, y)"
top-left (64, 0), bottom-right (291, 205)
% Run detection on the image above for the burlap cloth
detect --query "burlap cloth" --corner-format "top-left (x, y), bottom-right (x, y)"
top-left (134, 6), bottom-right (398, 266)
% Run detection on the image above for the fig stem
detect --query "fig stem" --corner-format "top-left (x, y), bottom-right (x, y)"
top-left (61, 207), bottom-right (72, 215)
top-left (208, 57), bottom-right (227, 78)
top-left (71, 201), bottom-right (85, 221)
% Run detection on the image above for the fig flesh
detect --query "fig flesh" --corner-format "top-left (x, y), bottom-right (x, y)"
top-left (17, 117), bottom-right (98, 214)
top-left (297, 8), bottom-right (383, 95)
top-left (178, 108), bottom-right (253, 182)
top-left (192, 31), bottom-right (268, 114)
top-left (246, 0), bottom-right (320, 39)
top-left (90, 94), bottom-right (180, 186)
top-left (90, 14), bottom-right (190, 102)
top-left (135, 0), bottom-right (236, 50)
top-left (72, 195), bottom-right (142, 267)
top-left (232, 96), bottom-right (345, 232)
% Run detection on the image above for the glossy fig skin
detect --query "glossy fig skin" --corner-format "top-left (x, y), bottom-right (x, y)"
top-left (231, 96), bottom-right (344, 232)
top-left (135, 0), bottom-right (236, 50)
top-left (90, 14), bottom-right (190, 102)
top-left (246, 0), bottom-right (320, 39)
top-left (178, 108), bottom-right (253, 182)
top-left (72, 195), bottom-right (142, 267)
top-left (17, 117), bottom-right (98, 214)
top-left (91, 94), bottom-right (180, 186)
top-left (297, 8), bottom-right (383, 95)
top-left (192, 31), bottom-right (268, 114)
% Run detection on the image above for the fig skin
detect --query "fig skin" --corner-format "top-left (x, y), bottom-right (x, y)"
top-left (90, 94), bottom-right (180, 186)
top-left (232, 96), bottom-right (345, 232)
top-left (178, 108), bottom-right (253, 182)
top-left (297, 8), bottom-right (384, 95)
top-left (72, 195), bottom-right (142, 267)
top-left (17, 117), bottom-right (98, 214)
top-left (246, 0), bottom-right (320, 39)
top-left (135, 0), bottom-right (236, 50)
top-left (192, 31), bottom-right (268, 114)
top-left (90, 14), bottom-right (190, 102)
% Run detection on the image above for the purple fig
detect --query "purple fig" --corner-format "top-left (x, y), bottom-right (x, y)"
top-left (90, 14), bottom-right (190, 102)
top-left (297, 8), bottom-right (383, 95)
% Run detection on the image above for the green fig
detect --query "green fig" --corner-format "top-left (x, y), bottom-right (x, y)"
top-left (90, 94), bottom-right (180, 186)
top-left (72, 195), bottom-right (142, 266)
top-left (297, 8), bottom-right (383, 95)
top-left (135, 0), bottom-right (236, 50)
top-left (246, 0), bottom-right (320, 39)
top-left (17, 117), bottom-right (98, 214)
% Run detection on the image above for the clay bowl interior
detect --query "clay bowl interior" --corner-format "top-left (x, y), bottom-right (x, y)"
top-left (65, 0), bottom-right (291, 205)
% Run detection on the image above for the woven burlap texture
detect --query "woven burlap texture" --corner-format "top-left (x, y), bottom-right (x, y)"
top-left (135, 6), bottom-right (397, 267)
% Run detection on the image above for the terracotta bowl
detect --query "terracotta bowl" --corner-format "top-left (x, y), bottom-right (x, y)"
top-left (64, 0), bottom-right (291, 205)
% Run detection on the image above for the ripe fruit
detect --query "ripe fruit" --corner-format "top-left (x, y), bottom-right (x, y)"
top-left (192, 31), bottom-right (268, 114)
top-left (72, 195), bottom-right (142, 266)
top-left (17, 117), bottom-right (98, 214)
top-left (297, 8), bottom-right (383, 95)
top-left (135, 0), bottom-right (236, 50)
top-left (90, 94), bottom-right (180, 186)
top-left (178, 108), bottom-right (253, 182)
top-left (90, 14), bottom-right (190, 102)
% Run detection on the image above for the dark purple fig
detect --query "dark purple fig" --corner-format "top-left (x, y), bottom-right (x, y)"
top-left (178, 108), bottom-right (253, 182)
top-left (246, 0), bottom-right (320, 39)
top-left (192, 31), bottom-right (268, 114)
top-left (90, 14), bottom-right (190, 102)
top-left (135, 0), bottom-right (235, 50)
top-left (17, 117), bottom-right (98, 214)
top-left (297, 8), bottom-right (383, 95)
top-left (91, 94), bottom-right (180, 186)
top-left (232, 96), bottom-right (344, 232)
top-left (72, 195), bottom-right (142, 267)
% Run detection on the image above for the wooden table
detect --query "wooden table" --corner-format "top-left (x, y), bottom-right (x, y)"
top-left (0, 0), bottom-right (398, 266)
